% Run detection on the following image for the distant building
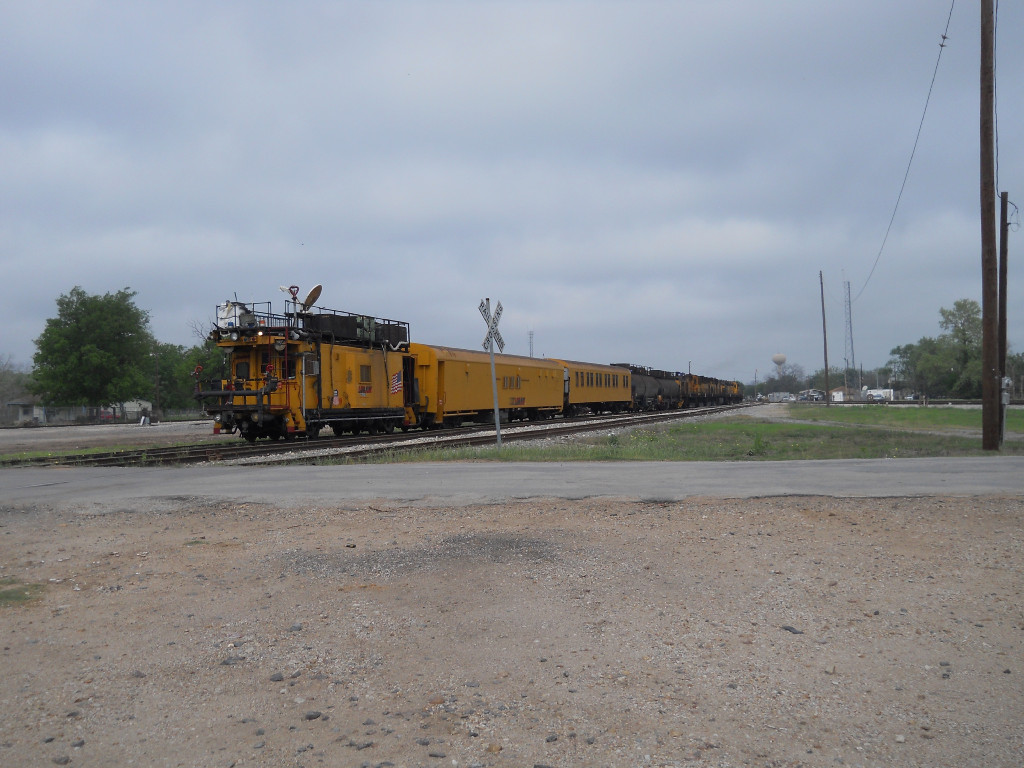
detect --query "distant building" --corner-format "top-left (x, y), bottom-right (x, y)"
top-left (5, 400), bottom-right (153, 426)
top-left (829, 387), bottom-right (853, 402)
top-left (7, 400), bottom-right (44, 425)
top-left (6, 401), bottom-right (89, 425)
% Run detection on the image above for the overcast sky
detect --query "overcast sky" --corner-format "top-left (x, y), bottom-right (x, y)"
top-left (2, 1), bottom-right (1021, 385)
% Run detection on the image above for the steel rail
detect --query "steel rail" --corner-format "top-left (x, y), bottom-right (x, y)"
top-left (1, 404), bottom-right (754, 468)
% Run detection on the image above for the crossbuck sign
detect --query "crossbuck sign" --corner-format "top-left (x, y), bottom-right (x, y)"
top-left (479, 298), bottom-right (504, 446)
top-left (479, 299), bottom-right (504, 352)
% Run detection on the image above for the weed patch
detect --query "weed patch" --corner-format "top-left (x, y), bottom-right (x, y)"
top-left (0, 577), bottom-right (45, 607)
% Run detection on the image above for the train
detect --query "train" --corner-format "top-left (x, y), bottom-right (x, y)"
top-left (194, 286), bottom-right (742, 441)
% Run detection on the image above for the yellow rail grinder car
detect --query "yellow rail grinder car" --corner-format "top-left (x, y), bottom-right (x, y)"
top-left (197, 294), bottom-right (413, 440)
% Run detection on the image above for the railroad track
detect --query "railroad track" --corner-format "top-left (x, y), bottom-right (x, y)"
top-left (1, 404), bottom-right (753, 468)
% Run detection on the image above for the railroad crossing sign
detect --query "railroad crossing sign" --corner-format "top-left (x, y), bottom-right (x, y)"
top-left (479, 298), bottom-right (504, 447)
top-left (479, 299), bottom-right (504, 352)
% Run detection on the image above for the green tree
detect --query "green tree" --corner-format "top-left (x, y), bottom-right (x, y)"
top-left (151, 340), bottom-right (227, 410)
top-left (808, 366), bottom-right (845, 393)
top-left (1007, 352), bottom-right (1024, 399)
top-left (939, 299), bottom-right (982, 363)
top-left (888, 299), bottom-right (984, 398)
top-left (31, 287), bottom-right (155, 406)
top-left (755, 362), bottom-right (806, 395)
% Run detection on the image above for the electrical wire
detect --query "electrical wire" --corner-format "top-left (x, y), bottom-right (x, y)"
top-left (853, 0), bottom-right (956, 303)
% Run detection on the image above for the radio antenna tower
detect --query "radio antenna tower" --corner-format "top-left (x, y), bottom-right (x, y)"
top-left (529, 330), bottom-right (534, 358)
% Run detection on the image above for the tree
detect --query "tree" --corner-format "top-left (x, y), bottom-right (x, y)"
top-left (31, 287), bottom-right (155, 406)
top-left (753, 363), bottom-right (806, 395)
top-left (887, 299), bottom-right (985, 398)
top-left (151, 340), bottom-right (227, 410)
top-left (939, 299), bottom-right (983, 360)
top-left (808, 366), bottom-right (844, 393)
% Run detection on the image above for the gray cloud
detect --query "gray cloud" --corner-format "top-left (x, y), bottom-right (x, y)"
top-left (2, 1), bottom-right (1020, 384)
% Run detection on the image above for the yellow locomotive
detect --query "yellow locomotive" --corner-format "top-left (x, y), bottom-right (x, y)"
top-left (195, 287), bottom-right (739, 441)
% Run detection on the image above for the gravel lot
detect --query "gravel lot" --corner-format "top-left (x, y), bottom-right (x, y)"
top-left (1, 412), bottom-right (1022, 767)
top-left (2, 492), bottom-right (1022, 767)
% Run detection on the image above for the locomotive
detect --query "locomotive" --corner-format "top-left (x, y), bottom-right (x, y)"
top-left (194, 286), bottom-right (741, 441)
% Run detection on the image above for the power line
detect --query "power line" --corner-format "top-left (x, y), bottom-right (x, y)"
top-left (853, 1), bottom-right (956, 303)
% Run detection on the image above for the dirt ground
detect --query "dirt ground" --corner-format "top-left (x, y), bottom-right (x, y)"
top-left (2, 489), bottom-right (1022, 768)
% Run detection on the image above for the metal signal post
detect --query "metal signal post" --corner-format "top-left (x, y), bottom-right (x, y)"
top-left (479, 298), bottom-right (504, 446)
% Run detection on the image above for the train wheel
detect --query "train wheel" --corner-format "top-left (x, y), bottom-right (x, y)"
top-left (383, 421), bottom-right (396, 434)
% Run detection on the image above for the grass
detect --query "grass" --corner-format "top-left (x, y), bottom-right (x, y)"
top-left (786, 402), bottom-right (1024, 432)
top-left (5, 404), bottom-right (1020, 465)
top-left (0, 439), bottom-right (208, 463)
top-left (0, 577), bottom-right (45, 607)
top-left (335, 404), bottom-right (1024, 464)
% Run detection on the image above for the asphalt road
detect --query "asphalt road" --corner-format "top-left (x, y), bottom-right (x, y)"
top-left (2, 456), bottom-right (1023, 511)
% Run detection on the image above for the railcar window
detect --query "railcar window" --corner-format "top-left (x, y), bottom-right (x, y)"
top-left (234, 361), bottom-right (250, 380)
top-left (360, 365), bottom-right (371, 383)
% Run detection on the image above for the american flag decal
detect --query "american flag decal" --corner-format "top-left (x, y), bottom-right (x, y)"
top-left (389, 371), bottom-right (403, 394)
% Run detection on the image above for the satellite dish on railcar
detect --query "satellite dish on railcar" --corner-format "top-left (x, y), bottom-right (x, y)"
top-left (301, 284), bottom-right (322, 311)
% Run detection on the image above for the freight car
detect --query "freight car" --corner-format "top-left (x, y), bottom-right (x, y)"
top-left (616, 364), bottom-right (683, 410)
top-left (616, 364), bottom-right (743, 409)
top-left (195, 287), bottom-right (740, 440)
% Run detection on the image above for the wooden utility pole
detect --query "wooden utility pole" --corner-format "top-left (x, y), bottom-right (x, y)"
top-left (999, 191), bottom-right (1009, 443)
top-left (980, 0), bottom-right (999, 449)
top-left (820, 271), bottom-right (830, 406)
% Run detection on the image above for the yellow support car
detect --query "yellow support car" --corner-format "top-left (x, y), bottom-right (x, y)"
top-left (407, 343), bottom-right (563, 428)
top-left (549, 359), bottom-right (632, 415)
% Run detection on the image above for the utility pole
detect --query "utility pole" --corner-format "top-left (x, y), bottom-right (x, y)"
top-left (999, 191), bottom-right (1009, 443)
top-left (843, 279), bottom-right (855, 396)
top-left (980, 0), bottom-right (999, 449)
top-left (820, 271), bottom-right (830, 406)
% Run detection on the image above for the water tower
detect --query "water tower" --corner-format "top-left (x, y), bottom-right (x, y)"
top-left (771, 353), bottom-right (786, 378)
